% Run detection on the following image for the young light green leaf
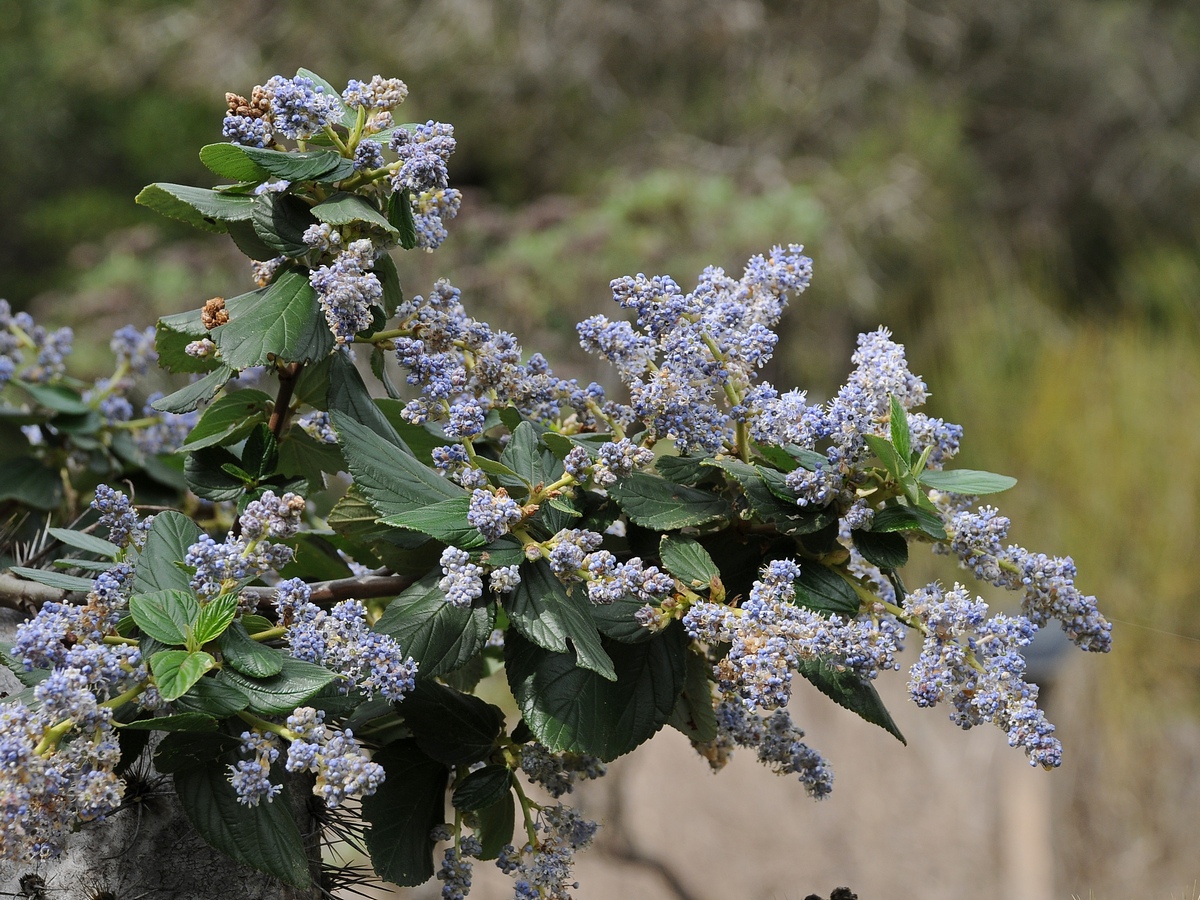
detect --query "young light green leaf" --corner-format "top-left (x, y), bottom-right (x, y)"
top-left (151, 649), bottom-right (216, 702)
top-left (917, 469), bottom-right (1018, 495)
top-left (889, 395), bottom-right (912, 465)
top-left (131, 590), bottom-right (200, 645)
top-left (192, 594), bottom-right (239, 646)
top-left (863, 434), bottom-right (906, 480)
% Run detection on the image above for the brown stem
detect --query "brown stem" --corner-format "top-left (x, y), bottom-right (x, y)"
top-left (268, 362), bottom-right (304, 439)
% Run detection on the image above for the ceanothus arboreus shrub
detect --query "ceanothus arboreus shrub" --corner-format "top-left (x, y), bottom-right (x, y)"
top-left (0, 70), bottom-right (1111, 895)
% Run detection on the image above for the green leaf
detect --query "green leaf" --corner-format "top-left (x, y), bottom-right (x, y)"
top-left (871, 504), bottom-right (947, 540)
top-left (590, 594), bottom-right (656, 644)
top-left (5, 567), bottom-right (93, 593)
top-left (400, 681), bottom-right (505, 766)
top-left (1, 648), bottom-right (49, 688)
top-left (151, 365), bottom-right (235, 414)
top-left (277, 425), bottom-right (345, 491)
top-left (251, 193), bottom-right (315, 257)
top-left (174, 750), bottom-right (312, 887)
top-left (219, 656), bottom-right (338, 715)
top-left (451, 765), bottom-right (512, 813)
top-left (793, 564), bottom-right (860, 616)
top-left (380, 495), bottom-right (487, 549)
top-left (607, 472), bottom-right (730, 530)
top-left (387, 190), bottom-right (418, 250)
top-left (328, 352), bottom-right (410, 448)
top-left (864, 434), bottom-right (906, 480)
top-left (666, 649), bottom-right (718, 743)
top-left (136, 183), bottom-right (252, 232)
top-left (705, 458), bottom-right (834, 536)
top-left (13, 380), bottom-right (90, 414)
top-left (373, 574), bottom-right (495, 679)
top-left (213, 270), bottom-right (335, 369)
top-left (154, 730), bottom-right (240, 774)
top-left (172, 673), bottom-right (250, 718)
top-left (652, 454), bottom-right (715, 485)
top-left (198, 143), bottom-right (270, 181)
top-left (362, 740), bottom-right (448, 887)
top-left (917, 469), bottom-right (1018, 495)
top-left (890, 395), bottom-right (912, 465)
top-left (296, 68), bottom-right (357, 128)
top-left (312, 192), bottom-right (397, 236)
top-left (226, 218), bottom-right (281, 261)
top-left (505, 626), bottom-right (687, 761)
top-left (658, 535), bottom-right (718, 590)
top-left (192, 594), bottom-right (239, 645)
top-left (119, 712), bottom-right (218, 732)
top-left (151, 650), bottom-right (216, 702)
top-left (505, 561), bottom-right (615, 681)
top-left (499, 422), bottom-right (545, 490)
top-left (332, 411), bottom-right (461, 517)
top-left (133, 511), bottom-right (203, 594)
top-left (180, 389), bottom-right (272, 451)
top-left (797, 658), bottom-right (906, 744)
top-left (130, 589), bottom-right (200, 645)
top-left (47, 527), bottom-right (119, 559)
top-left (851, 529), bottom-right (909, 570)
top-left (185, 445), bottom-right (248, 501)
top-left (216, 622), bottom-right (285, 677)
top-left (0, 458), bottom-right (62, 510)
top-left (473, 791), bottom-right (515, 861)
top-left (242, 425), bottom-right (280, 480)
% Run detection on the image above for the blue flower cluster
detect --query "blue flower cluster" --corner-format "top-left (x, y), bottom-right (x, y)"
top-left (438, 547), bottom-right (485, 608)
top-left (262, 74), bottom-right (342, 141)
top-left (284, 707), bottom-right (385, 808)
top-left (308, 239), bottom-right (383, 343)
top-left (519, 743), bottom-right (607, 799)
top-left (273, 579), bottom-right (418, 701)
top-left (903, 583), bottom-right (1062, 768)
top-left (229, 730), bottom-right (283, 807)
top-left (683, 559), bottom-right (904, 710)
top-left (186, 492), bottom-right (302, 598)
top-left (1, 298), bottom-right (73, 387)
top-left (501, 803), bottom-right (598, 900)
top-left (341, 75), bottom-right (408, 111)
top-left (90, 483), bottom-right (148, 549)
top-left (578, 245), bottom-right (813, 453)
top-left (945, 505), bottom-right (1112, 651)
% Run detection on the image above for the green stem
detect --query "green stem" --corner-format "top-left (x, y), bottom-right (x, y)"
top-left (511, 776), bottom-right (541, 848)
top-left (251, 625), bottom-right (287, 642)
top-left (321, 124), bottom-right (349, 155)
top-left (237, 710), bottom-right (295, 741)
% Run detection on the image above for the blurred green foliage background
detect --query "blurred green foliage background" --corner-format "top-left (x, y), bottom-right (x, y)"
top-left (4, 0), bottom-right (1200, 895)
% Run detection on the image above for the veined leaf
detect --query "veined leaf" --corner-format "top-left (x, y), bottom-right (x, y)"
top-left (607, 472), bottom-right (730, 530)
top-left (917, 469), bottom-right (1018, 495)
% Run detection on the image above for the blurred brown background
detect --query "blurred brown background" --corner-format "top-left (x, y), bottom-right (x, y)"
top-left (3, 1), bottom-right (1199, 896)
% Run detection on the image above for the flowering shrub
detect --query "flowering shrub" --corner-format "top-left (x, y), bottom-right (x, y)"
top-left (0, 70), bottom-right (1110, 895)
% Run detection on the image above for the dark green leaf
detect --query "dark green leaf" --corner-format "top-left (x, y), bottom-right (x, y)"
top-left (133, 511), bottom-right (202, 594)
top-left (151, 365), bottom-right (235, 414)
top-left (793, 564), bottom-right (860, 616)
top-left (851, 529), bottom-right (909, 570)
top-left (917, 469), bottom-right (1018, 495)
top-left (174, 752), bottom-right (312, 887)
top-left (136, 183), bottom-right (251, 232)
top-left (277, 425), bottom-right (345, 491)
top-left (666, 649), bottom-right (718, 743)
top-left (658, 535), bottom-right (718, 590)
top-left (242, 425), bottom-right (279, 480)
top-left (155, 730), bottom-right (240, 774)
top-left (473, 791), bottom-right (515, 861)
top-left (192, 594), bottom-right (239, 645)
top-left (213, 270), bottom-right (335, 368)
top-left (499, 422), bottom-right (545, 490)
top-left (172, 672), bottom-right (250, 718)
top-left (151, 650), bottom-right (216, 701)
top-left (380, 495), bottom-right (486, 548)
top-left (0, 458), bottom-right (62, 510)
top-left (451, 765), bottom-right (512, 813)
top-left (130, 589), bottom-right (199, 645)
top-left (1, 648), bottom-right (48, 688)
top-left (217, 622), bottom-right (286, 678)
top-left (753, 443), bottom-right (801, 472)
top-left (180, 389), bottom-right (272, 451)
top-left (252, 193), bottom-right (316, 258)
top-left (590, 594), bottom-right (656, 644)
top-left (219, 656), bottom-right (338, 715)
top-left (13, 380), bottom-right (90, 414)
top-left (505, 626), bottom-right (687, 761)
top-left (332, 411), bottom-right (461, 516)
top-left (370, 345), bottom-right (403, 400)
top-left (401, 681), bottom-right (505, 766)
top-left (226, 218), bottom-right (281, 260)
top-left (706, 458), bottom-right (834, 536)
top-left (387, 190), bottom-right (418, 250)
top-left (5, 567), bottom-right (93, 593)
top-left (328, 352), bottom-right (410, 448)
top-left (797, 658), bottom-right (906, 744)
top-left (373, 574), bottom-right (495, 678)
top-left (653, 454), bottom-right (716, 485)
top-left (871, 504), bottom-right (947, 540)
top-left (505, 561), bottom-right (615, 680)
top-left (47, 527), bottom-right (119, 559)
top-left (607, 472), bottom-right (730, 530)
top-left (119, 712), bottom-right (218, 732)
top-left (185, 445), bottom-right (247, 501)
top-left (312, 192), bottom-right (397, 236)
top-left (215, 144), bottom-right (355, 183)
top-left (362, 740), bottom-right (448, 887)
